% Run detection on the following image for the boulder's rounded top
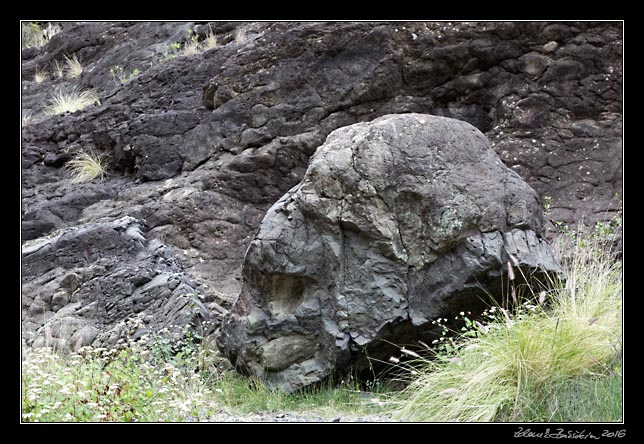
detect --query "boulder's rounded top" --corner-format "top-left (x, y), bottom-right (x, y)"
top-left (305, 113), bottom-right (543, 256)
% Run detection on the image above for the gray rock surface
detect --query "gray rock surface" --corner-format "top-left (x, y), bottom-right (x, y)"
top-left (217, 114), bottom-right (562, 392)
top-left (21, 216), bottom-right (217, 351)
top-left (21, 21), bottom-right (621, 356)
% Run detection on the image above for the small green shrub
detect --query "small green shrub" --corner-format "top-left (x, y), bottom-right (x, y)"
top-left (543, 195), bottom-right (552, 216)
top-left (109, 65), bottom-right (140, 85)
top-left (162, 42), bottom-right (182, 60)
top-left (212, 371), bottom-right (385, 418)
top-left (160, 27), bottom-right (219, 61)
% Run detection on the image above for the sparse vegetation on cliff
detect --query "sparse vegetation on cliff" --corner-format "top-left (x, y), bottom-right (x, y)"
top-left (109, 65), bottom-right (140, 85)
top-left (63, 54), bottom-right (83, 79)
top-left (64, 150), bottom-right (108, 183)
top-left (44, 86), bottom-right (100, 115)
top-left (21, 22), bottom-right (61, 49)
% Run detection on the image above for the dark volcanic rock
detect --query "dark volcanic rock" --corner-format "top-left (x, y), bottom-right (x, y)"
top-left (22, 21), bottom-right (621, 355)
top-left (217, 114), bottom-right (562, 392)
top-left (21, 216), bottom-right (215, 351)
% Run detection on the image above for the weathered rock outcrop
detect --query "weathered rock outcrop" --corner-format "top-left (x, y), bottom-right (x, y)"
top-left (21, 215), bottom-right (215, 351)
top-left (217, 114), bottom-right (562, 392)
top-left (21, 22), bottom-right (621, 353)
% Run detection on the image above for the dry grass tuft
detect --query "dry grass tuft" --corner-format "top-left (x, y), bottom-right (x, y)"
top-left (53, 60), bottom-right (64, 79)
top-left (204, 28), bottom-right (217, 50)
top-left (22, 111), bottom-right (33, 127)
top-left (63, 54), bottom-right (83, 79)
top-left (63, 150), bottom-right (108, 183)
top-left (182, 39), bottom-right (201, 57)
top-left (393, 226), bottom-right (622, 422)
top-left (44, 86), bottom-right (100, 115)
top-left (34, 70), bottom-right (48, 83)
top-left (234, 27), bottom-right (247, 45)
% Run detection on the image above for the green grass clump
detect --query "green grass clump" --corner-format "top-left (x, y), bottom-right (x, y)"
top-left (394, 225), bottom-right (622, 422)
top-left (44, 86), bottom-right (100, 116)
top-left (500, 365), bottom-right (622, 422)
top-left (109, 65), bottom-right (141, 85)
top-left (160, 27), bottom-right (219, 61)
top-left (64, 150), bottom-right (108, 183)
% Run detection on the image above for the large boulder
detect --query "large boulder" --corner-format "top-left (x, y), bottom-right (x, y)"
top-left (217, 114), bottom-right (562, 392)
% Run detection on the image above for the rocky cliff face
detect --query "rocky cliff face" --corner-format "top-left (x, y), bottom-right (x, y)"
top-left (21, 22), bottom-right (622, 355)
